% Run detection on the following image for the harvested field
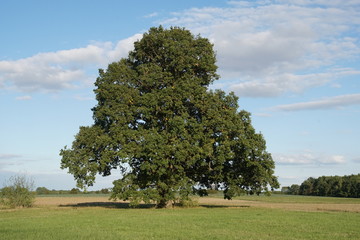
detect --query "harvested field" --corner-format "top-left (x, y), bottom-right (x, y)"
top-left (34, 195), bottom-right (360, 213)
top-left (35, 196), bottom-right (115, 207)
top-left (197, 197), bottom-right (360, 212)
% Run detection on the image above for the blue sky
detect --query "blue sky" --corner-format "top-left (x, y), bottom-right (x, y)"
top-left (1, 0), bottom-right (359, 190)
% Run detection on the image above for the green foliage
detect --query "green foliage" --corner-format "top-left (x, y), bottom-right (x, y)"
top-left (289, 184), bottom-right (300, 195)
top-left (0, 175), bottom-right (35, 208)
top-left (100, 188), bottom-right (110, 194)
top-left (36, 187), bottom-right (50, 195)
top-left (282, 184), bottom-right (300, 195)
top-left (207, 189), bottom-right (220, 195)
top-left (298, 174), bottom-right (360, 197)
top-left (60, 26), bottom-right (279, 208)
top-left (177, 198), bottom-right (199, 208)
top-left (69, 188), bottom-right (81, 194)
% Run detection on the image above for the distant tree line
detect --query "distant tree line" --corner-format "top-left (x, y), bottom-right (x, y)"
top-left (35, 187), bottom-right (110, 195)
top-left (282, 174), bottom-right (360, 198)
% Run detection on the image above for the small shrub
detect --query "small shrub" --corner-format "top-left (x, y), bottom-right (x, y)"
top-left (100, 188), bottom-right (109, 194)
top-left (207, 189), bottom-right (220, 195)
top-left (0, 175), bottom-right (35, 208)
top-left (178, 199), bottom-right (199, 208)
top-left (69, 188), bottom-right (81, 194)
top-left (36, 187), bottom-right (50, 195)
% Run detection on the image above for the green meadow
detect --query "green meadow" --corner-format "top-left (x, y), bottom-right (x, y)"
top-left (0, 195), bottom-right (359, 240)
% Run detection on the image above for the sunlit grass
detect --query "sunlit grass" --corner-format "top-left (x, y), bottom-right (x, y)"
top-left (1, 196), bottom-right (359, 240)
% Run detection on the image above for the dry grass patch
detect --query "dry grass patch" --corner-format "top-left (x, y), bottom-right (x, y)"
top-left (35, 196), bottom-right (113, 207)
top-left (34, 195), bottom-right (360, 213)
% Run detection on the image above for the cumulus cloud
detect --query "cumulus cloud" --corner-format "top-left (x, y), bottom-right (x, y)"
top-left (274, 152), bottom-right (346, 165)
top-left (0, 34), bottom-right (142, 93)
top-left (2, 1), bottom-right (360, 98)
top-left (230, 68), bottom-right (360, 98)
top-left (162, 0), bottom-right (360, 97)
top-left (272, 93), bottom-right (360, 111)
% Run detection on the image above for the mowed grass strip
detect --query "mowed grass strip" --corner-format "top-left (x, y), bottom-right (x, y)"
top-left (0, 204), bottom-right (359, 240)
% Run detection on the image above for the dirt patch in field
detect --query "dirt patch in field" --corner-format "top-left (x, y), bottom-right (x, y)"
top-left (35, 196), bottom-right (360, 212)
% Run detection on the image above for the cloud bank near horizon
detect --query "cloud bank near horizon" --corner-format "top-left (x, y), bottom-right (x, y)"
top-left (274, 151), bottom-right (346, 166)
top-left (272, 93), bottom-right (360, 111)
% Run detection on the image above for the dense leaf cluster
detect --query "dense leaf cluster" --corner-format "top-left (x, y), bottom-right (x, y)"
top-left (285, 174), bottom-right (360, 198)
top-left (60, 26), bottom-right (279, 207)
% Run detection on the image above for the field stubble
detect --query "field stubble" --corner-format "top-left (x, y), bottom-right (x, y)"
top-left (34, 194), bottom-right (360, 212)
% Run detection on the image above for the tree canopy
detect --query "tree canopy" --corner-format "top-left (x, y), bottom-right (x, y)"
top-left (60, 26), bottom-right (279, 208)
top-left (297, 174), bottom-right (360, 198)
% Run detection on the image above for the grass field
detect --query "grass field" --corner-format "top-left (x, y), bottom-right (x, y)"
top-left (1, 195), bottom-right (359, 240)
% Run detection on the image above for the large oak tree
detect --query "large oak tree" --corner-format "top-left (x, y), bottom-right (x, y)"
top-left (60, 26), bottom-right (279, 208)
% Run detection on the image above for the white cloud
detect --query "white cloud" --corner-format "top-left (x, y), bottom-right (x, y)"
top-left (144, 12), bottom-right (158, 18)
top-left (324, 155), bottom-right (346, 164)
top-left (0, 154), bottom-right (23, 171)
top-left (228, 70), bottom-right (358, 97)
top-left (15, 95), bottom-right (32, 101)
top-left (2, 1), bottom-right (360, 97)
top-left (162, 0), bottom-right (360, 97)
top-left (272, 93), bottom-right (360, 111)
top-left (0, 154), bottom-right (22, 160)
top-left (275, 152), bottom-right (316, 165)
top-left (0, 34), bottom-right (142, 93)
top-left (279, 0), bottom-right (360, 8)
top-left (274, 152), bottom-right (346, 165)
top-left (107, 34), bottom-right (142, 62)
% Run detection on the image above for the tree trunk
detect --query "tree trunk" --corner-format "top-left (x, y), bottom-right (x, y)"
top-left (156, 198), bottom-right (172, 208)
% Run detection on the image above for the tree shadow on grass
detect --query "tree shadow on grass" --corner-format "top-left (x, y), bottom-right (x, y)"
top-left (59, 202), bottom-right (250, 209)
top-left (59, 202), bottom-right (156, 209)
top-left (200, 204), bottom-right (251, 208)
